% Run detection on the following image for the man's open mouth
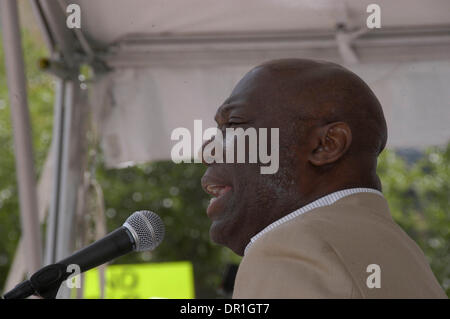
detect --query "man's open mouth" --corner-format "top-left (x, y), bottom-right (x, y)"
top-left (206, 184), bottom-right (232, 203)
top-left (201, 170), bottom-right (233, 219)
top-left (204, 184), bottom-right (232, 218)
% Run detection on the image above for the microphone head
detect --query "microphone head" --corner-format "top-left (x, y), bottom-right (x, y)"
top-left (123, 210), bottom-right (165, 252)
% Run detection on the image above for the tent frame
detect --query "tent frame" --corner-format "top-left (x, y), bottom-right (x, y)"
top-left (0, 0), bottom-right (43, 276)
top-left (1, 0), bottom-right (93, 298)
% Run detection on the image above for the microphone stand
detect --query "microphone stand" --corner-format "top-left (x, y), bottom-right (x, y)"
top-left (3, 263), bottom-right (70, 299)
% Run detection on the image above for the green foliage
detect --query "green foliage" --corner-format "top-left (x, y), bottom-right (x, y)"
top-left (378, 146), bottom-right (450, 295)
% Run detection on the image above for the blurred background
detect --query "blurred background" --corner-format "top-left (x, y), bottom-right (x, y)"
top-left (0, 0), bottom-right (449, 298)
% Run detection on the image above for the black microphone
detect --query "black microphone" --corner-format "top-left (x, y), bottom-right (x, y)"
top-left (3, 210), bottom-right (165, 299)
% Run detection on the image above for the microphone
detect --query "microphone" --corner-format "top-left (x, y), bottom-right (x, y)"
top-left (3, 210), bottom-right (165, 299)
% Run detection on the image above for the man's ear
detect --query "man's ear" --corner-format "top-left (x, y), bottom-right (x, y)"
top-left (308, 122), bottom-right (352, 166)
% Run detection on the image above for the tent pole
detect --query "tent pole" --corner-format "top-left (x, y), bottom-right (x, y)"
top-left (54, 80), bottom-right (90, 299)
top-left (53, 80), bottom-right (74, 299)
top-left (28, 0), bottom-right (54, 52)
top-left (44, 78), bottom-right (65, 265)
top-left (0, 0), bottom-right (43, 274)
top-left (4, 143), bottom-right (53, 292)
top-left (56, 80), bottom-right (75, 261)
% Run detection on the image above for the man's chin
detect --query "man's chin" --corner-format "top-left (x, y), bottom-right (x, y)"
top-left (209, 220), bottom-right (245, 256)
top-left (209, 219), bottom-right (226, 244)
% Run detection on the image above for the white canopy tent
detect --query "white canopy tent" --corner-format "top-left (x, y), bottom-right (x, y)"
top-left (81, 0), bottom-right (450, 166)
top-left (2, 0), bottom-right (450, 297)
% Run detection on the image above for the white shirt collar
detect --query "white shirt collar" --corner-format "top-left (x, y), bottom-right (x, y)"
top-left (244, 188), bottom-right (384, 255)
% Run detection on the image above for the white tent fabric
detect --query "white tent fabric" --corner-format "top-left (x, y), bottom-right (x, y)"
top-left (92, 60), bottom-right (450, 168)
top-left (69, 0), bottom-right (450, 167)
top-left (75, 0), bottom-right (450, 47)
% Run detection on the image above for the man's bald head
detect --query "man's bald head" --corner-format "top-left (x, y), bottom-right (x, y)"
top-left (249, 58), bottom-right (387, 158)
top-left (202, 58), bottom-right (388, 255)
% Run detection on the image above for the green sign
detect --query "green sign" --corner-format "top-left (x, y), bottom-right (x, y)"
top-left (83, 261), bottom-right (194, 299)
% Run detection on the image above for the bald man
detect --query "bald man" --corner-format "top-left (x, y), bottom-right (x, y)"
top-left (201, 59), bottom-right (446, 298)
